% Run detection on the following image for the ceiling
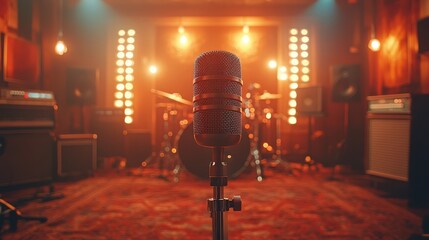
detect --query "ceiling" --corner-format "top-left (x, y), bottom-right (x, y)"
top-left (103, 0), bottom-right (316, 7)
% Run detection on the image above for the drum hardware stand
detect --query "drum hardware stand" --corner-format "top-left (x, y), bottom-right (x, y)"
top-left (0, 198), bottom-right (47, 233)
top-left (302, 115), bottom-right (318, 172)
top-left (245, 96), bottom-right (265, 182)
top-left (208, 147), bottom-right (242, 240)
top-left (270, 113), bottom-right (294, 175)
top-left (140, 106), bottom-right (180, 181)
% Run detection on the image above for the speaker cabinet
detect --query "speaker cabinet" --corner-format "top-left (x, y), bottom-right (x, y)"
top-left (296, 86), bottom-right (323, 115)
top-left (66, 68), bottom-right (98, 105)
top-left (366, 94), bottom-right (429, 208)
top-left (331, 64), bottom-right (361, 102)
top-left (418, 17), bottom-right (429, 54)
top-left (57, 134), bottom-right (97, 177)
top-left (91, 108), bottom-right (125, 158)
top-left (0, 130), bottom-right (54, 187)
top-left (124, 130), bottom-right (152, 168)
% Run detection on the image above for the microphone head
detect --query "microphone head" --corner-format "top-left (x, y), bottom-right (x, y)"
top-left (193, 50), bottom-right (242, 147)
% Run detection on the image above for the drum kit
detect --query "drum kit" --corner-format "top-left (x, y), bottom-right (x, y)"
top-left (145, 84), bottom-right (290, 182)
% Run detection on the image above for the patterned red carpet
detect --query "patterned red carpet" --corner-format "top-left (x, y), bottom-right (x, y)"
top-left (1, 166), bottom-right (423, 240)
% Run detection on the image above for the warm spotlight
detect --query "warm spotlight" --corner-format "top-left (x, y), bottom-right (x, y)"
top-left (179, 34), bottom-right (188, 45)
top-left (268, 60), bottom-right (277, 69)
top-left (149, 65), bottom-right (158, 74)
top-left (368, 38), bottom-right (381, 51)
top-left (55, 40), bottom-right (67, 55)
top-left (241, 34), bottom-right (250, 44)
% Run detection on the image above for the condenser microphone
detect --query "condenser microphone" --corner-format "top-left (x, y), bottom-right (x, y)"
top-left (193, 50), bottom-right (243, 147)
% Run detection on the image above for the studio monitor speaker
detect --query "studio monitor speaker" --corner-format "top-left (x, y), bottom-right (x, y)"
top-left (91, 108), bottom-right (125, 158)
top-left (124, 130), bottom-right (152, 168)
top-left (66, 68), bottom-right (98, 105)
top-left (417, 17), bottom-right (429, 54)
top-left (296, 86), bottom-right (323, 115)
top-left (331, 64), bottom-right (361, 102)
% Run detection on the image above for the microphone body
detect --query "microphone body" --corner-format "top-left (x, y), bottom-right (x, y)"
top-left (193, 50), bottom-right (243, 147)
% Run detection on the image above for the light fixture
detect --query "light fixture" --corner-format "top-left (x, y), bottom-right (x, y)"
top-left (55, 0), bottom-right (67, 55)
top-left (368, 0), bottom-right (380, 52)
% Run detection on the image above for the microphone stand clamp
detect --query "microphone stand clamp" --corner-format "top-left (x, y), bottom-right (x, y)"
top-left (207, 147), bottom-right (242, 240)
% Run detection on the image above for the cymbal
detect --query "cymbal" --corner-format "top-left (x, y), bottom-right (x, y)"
top-left (258, 91), bottom-right (282, 100)
top-left (151, 89), bottom-right (193, 106)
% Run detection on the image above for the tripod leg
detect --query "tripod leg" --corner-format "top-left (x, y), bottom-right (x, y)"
top-left (0, 198), bottom-right (47, 232)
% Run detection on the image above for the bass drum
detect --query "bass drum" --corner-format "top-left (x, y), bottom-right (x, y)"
top-left (176, 122), bottom-right (250, 179)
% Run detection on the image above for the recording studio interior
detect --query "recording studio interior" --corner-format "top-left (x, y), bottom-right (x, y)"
top-left (1, 0), bottom-right (429, 239)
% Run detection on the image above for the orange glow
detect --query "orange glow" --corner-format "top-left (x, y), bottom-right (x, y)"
top-left (368, 38), bottom-right (381, 51)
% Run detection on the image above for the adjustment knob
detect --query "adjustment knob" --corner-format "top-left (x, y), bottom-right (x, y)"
top-left (229, 195), bottom-right (242, 211)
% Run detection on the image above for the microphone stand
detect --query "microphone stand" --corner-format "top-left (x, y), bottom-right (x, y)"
top-left (208, 146), bottom-right (242, 240)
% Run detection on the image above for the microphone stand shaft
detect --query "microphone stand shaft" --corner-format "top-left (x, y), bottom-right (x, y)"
top-left (210, 147), bottom-right (227, 240)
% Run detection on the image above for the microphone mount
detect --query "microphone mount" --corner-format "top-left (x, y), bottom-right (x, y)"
top-left (207, 146), bottom-right (242, 240)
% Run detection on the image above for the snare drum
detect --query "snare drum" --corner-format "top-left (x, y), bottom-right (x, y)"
top-left (175, 122), bottom-right (250, 179)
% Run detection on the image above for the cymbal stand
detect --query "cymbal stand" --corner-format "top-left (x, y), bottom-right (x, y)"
top-left (245, 97), bottom-right (264, 182)
top-left (271, 113), bottom-right (293, 174)
top-left (208, 147), bottom-right (241, 240)
top-left (153, 107), bottom-right (179, 181)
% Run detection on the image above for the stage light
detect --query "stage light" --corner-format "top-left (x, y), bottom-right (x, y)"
top-left (289, 43), bottom-right (298, 50)
top-left (302, 75), bottom-right (310, 82)
top-left (127, 29), bottom-right (135, 36)
top-left (278, 66), bottom-right (288, 81)
top-left (178, 26), bottom-right (185, 34)
top-left (116, 60), bottom-right (124, 66)
top-left (301, 36), bottom-right (309, 43)
top-left (125, 74), bottom-right (134, 81)
top-left (55, 0), bottom-right (67, 55)
top-left (127, 37), bottom-right (135, 44)
top-left (55, 40), bottom-right (67, 55)
top-left (291, 66), bottom-right (299, 73)
top-left (290, 74), bottom-right (299, 82)
top-left (116, 83), bottom-right (125, 91)
top-left (117, 68), bottom-right (124, 74)
top-left (290, 59), bottom-right (299, 65)
top-left (117, 45), bottom-right (125, 51)
top-left (125, 83), bottom-right (133, 90)
top-left (125, 100), bottom-right (133, 107)
top-left (116, 75), bottom-right (124, 82)
top-left (179, 34), bottom-right (188, 45)
top-left (268, 60), bottom-right (277, 69)
top-left (241, 34), bottom-right (250, 45)
top-left (243, 25), bottom-right (250, 34)
top-left (289, 51), bottom-right (298, 58)
top-left (124, 116), bottom-right (133, 124)
top-left (124, 108), bottom-right (134, 115)
top-left (301, 51), bottom-right (309, 58)
top-left (289, 90), bottom-right (297, 98)
top-left (288, 116), bottom-right (297, 125)
top-left (115, 92), bottom-right (123, 99)
top-left (118, 30), bottom-right (126, 36)
top-left (302, 59), bottom-right (310, 66)
top-left (368, 38), bottom-right (380, 52)
top-left (114, 100), bottom-right (124, 108)
top-left (149, 65), bottom-right (158, 74)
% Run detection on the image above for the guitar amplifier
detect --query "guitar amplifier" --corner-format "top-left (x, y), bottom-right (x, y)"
top-left (57, 134), bottom-right (97, 177)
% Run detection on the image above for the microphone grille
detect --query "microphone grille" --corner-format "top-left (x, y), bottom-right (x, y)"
top-left (194, 50), bottom-right (241, 79)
